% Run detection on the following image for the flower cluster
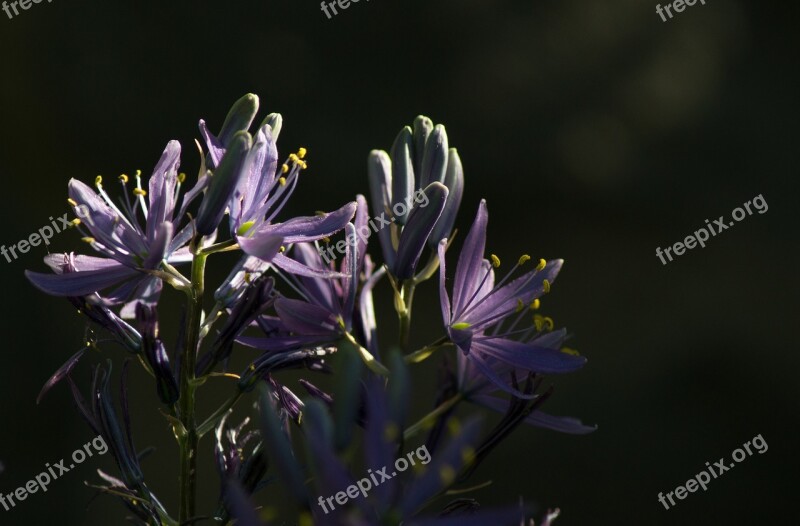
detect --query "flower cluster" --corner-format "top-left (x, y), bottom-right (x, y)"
top-left (28, 95), bottom-right (593, 526)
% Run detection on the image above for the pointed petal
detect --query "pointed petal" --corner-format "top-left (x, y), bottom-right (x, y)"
top-left (146, 140), bottom-right (181, 240)
top-left (471, 337), bottom-right (586, 374)
top-left (437, 239), bottom-right (451, 323)
top-left (453, 200), bottom-right (488, 315)
top-left (263, 201), bottom-right (356, 243)
top-left (218, 94), bottom-right (259, 147)
top-left (275, 298), bottom-right (338, 336)
top-left (271, 253), bottom-right (347, 279)
top-left (25, 266), bottom-right (138, 297)
top-left (199, 119), bottom-right (226, 168)
top-left (474, 395), bottom-right (596, 434)
top-left (392, 182), bottom-right (448, 279)
top-left (37, 347), bottom-right (88, 404)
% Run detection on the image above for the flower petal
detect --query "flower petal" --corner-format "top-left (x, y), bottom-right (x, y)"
top-left (453, 200), bottom-right (488, 315)
top-left (262, 201), bottom-right (356, 243)
top-left (471, 337), bottom-right (586, 374)
top-left (392, 182), bottom-right (448, 280)
top-left (25, 265), bottom-right (138, 297)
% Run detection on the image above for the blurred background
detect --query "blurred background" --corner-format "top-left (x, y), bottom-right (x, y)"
top-left (0, 0), bottom-right (798, 524)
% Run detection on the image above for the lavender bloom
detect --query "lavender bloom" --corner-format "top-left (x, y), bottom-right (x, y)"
top-left (199, 95), bottom-right (356, 276)
top-left (25, 141), bottom-right (196, 316)
top-left (135, 304), bottom-right (179, 405)
top-left (214, 415), bottom-right (268, 522)
top-left (437, 200), bottom-right (587, 398)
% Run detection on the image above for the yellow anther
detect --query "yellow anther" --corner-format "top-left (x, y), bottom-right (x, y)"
top-left (281, 164), bottom-right (289, 174)
top-left (177, 172), bottom-right (186, 183)
top-left (461, 446), bottom-right (476, 464)
top-left (244, 272), bottom-right (252, 284)
top-left (490, 254), bottom-right (501, 268)
top-left (133, 188), bottom-right (147, 196)
top-left (451, 322), bottom-right (471, 330)
top-left (118, 174), bottom-right (129, 183)
top-left (384, 423), bottom-right (399, 441)
top-left (439, 465), bottom-right (456, 485)
top-left (561, 347), bottom-right (580, 356)
top-left (71, 218), bottom-right (81, 226)
top-left (529, 299), bottom-right (540, 310)
top-left (297, 160), bottom-right (308, 169)
top-left (518, 254), bottom-right (531, 265)
top-left (516, 298), bottom-right (525, 313)
top-left (134, 169), bottom-right (142, 177)
top-left (297, 147), bottom-right (307, 159)
top-left (279, 246), bottom-right (286, 253)
top-left (289, 153), bottom-right (299, 162)
top-left (537, 258), bottom-right (547, 271)
top-left (279, 177), bottom-right (287, 186)
top-left (67, 198), bottom-right (78, 206)
top-left (542, 279), bottom-right (551, 293)
top-left (533, 315), bottom-right (544, 331)
top-left (543, 316), bottom-right (554, 331)
top-left (81, 237), bottom-right (96, 244)
top-left (95, 175), bottom-right (103, 186)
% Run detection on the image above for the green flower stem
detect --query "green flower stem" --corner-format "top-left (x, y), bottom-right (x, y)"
top-left (342, 332), bottom-right (390, 376)
top-left (198, 238), bottom-right (240, 255)
top-left (178, 251), bottom-right (207, 524)
top-left (403, 392), bottom-right (464, 441)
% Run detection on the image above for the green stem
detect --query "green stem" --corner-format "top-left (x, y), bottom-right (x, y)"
top-left (178, 252), bottom-right (207, 524)
top-left (403, 393), bottom-right (464, 441)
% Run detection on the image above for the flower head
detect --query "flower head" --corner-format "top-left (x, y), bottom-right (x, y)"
top-left (438, 200), bottom-right (587, 398)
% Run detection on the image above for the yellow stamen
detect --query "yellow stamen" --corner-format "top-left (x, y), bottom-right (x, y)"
top-left (490, 254), bottom-right (501, 268)
top-left (322, 237), bottom-right (331, 244)
top-left (561, 347), bottom-right (580, 356)
top-left (279, 177), bottom-right (287, 186)
top-left (118, 174), bottom-right (129, 183)
top-left (71, 219), bottom-right (81, 226)
top-left (542, 279), bottom-right (551, 293)
top-left (133, 188), bottom-right (147, 196)
top-left (297, 147), bottom-right (307, 159)
top-left (244, 272), bottom-right (252, 284)
top-left (95, 175), bottom-right (103, 186)
top-left (289, 153), bottom-right (299, 162)
top-left (81, 237), bottom-right (96, 244)
top-left (518, 254), bottom-right (531, 265)
top-left (537, 258), bottom-right (547, 271)
top-left (281, 164), bottom-right (289, 174)
top-left (279, 246), bottom-right (286, 253)
top-left (67, 198), bottom-right (78, 206)
top-left (451, 322), bottom-right (471, 330)
top-left (236, 221), bottom-right (255, 236)
top-left (543, 316), bottom-right (554, 331)
top-left (533, 315), bottom-right (544, 331)
top-left (516, 298), bottom-right (524, 313)
top-left (177, 172), bottom-right (186, 183)
top-left (529, 299), bottom-right (540, 310)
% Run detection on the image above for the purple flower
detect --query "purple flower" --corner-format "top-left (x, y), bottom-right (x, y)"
top-left (26, 141), bottom-right (196, 316)
top-left (199, 96), bottom-right (356, 276)
top-left (437, 200), bottom-right (587, 398)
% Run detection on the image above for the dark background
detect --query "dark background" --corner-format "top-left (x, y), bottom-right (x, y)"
top-left (0, 0), bottom-right (798, 524)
